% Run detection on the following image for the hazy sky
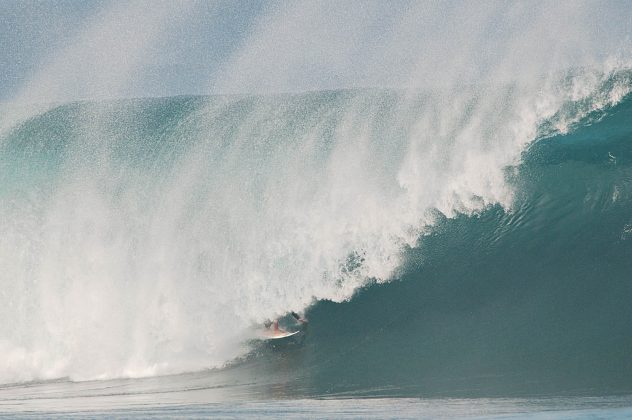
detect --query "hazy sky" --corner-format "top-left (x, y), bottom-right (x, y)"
top-left (1, 0), bottom-right (630, 102)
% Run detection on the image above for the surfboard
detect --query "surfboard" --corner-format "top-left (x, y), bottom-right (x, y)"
top-left (261, 330), bottom-right (301, 340)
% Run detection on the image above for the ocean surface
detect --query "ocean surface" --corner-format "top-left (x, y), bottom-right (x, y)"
top-left (0, 69), bottom-right (632, 417)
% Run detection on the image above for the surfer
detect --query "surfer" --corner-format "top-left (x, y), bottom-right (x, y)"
top-left (264, 311), bottom-right (307, 335)
top-left (290, 311), bottom-right (308, 324)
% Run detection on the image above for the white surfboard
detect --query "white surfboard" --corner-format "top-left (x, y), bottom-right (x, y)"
top-left (260, 330), bottom-right (302, 340)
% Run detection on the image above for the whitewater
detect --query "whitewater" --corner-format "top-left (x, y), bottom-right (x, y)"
top-left (1, 0), bottom-right (632, 417)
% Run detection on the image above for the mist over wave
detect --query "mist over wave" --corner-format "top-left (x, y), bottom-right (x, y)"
top-left (0, 69), bottom-right (630, 384)
top-left (0, 0), bottom-right (631, 392)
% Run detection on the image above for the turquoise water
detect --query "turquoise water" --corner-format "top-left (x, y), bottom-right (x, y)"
top-left (1, 73), bottom-right (632, 416)
top-left (3, 2), bottom-right (632, 417)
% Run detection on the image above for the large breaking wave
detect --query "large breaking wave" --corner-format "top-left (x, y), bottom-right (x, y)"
top-left (0, 68), bottom-right (630, 394)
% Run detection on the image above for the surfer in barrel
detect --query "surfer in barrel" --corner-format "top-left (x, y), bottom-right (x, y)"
top-left (290, 311), bottom-right (307, 324)
top-left (264, 311), bottom-right (307, 336)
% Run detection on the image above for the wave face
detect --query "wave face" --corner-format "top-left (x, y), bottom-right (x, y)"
top-left (287, 91), bottom-right (632, 397)
top-left (0, 69), bottom-right (631, 392)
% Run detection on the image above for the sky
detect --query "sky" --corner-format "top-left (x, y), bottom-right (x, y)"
top-left (0, 0), bottom-right (631, 103)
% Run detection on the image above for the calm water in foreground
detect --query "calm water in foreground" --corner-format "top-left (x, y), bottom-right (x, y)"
top-left (1, 376), bottom-right (632, 419)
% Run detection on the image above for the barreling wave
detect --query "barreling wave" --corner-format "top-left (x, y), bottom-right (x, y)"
top-left (281, 87), bottom-right (632, 397)
top-left (0, 68), bottom-right (630, 388)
